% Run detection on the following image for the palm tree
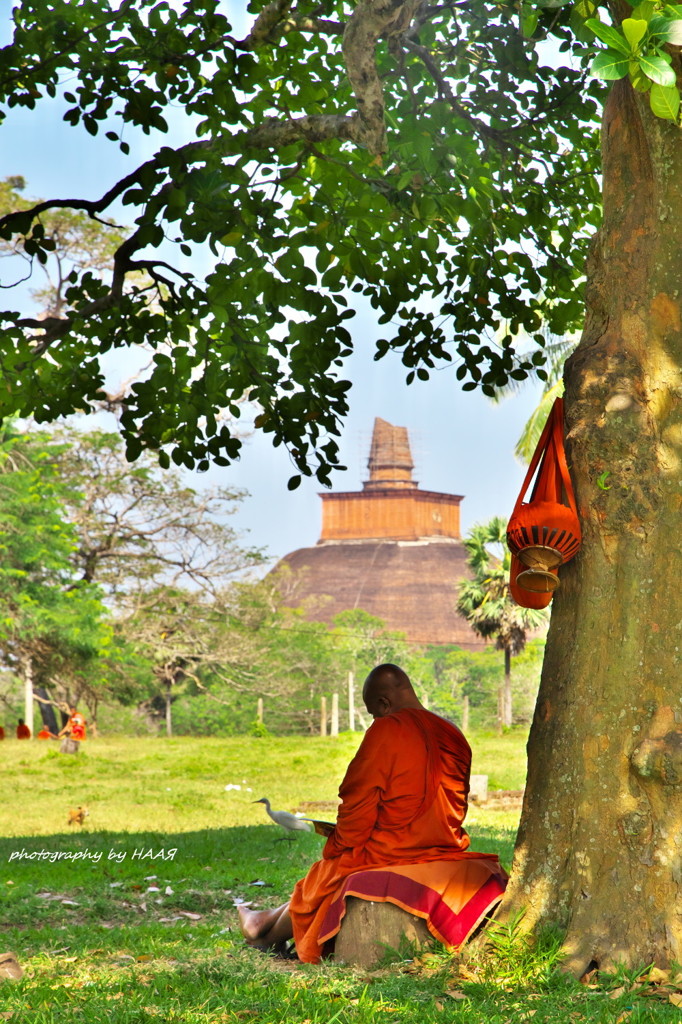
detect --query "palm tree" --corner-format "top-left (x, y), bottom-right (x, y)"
top-left (489, 329), bottom-right (578, 462)
top-left (457, 517), bottom-right (548, 731)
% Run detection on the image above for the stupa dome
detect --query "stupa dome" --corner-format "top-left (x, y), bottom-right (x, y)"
top-left (276, 418), bottom-right (481, 648)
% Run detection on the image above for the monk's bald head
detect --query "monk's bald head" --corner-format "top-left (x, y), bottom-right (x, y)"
top-left (362, 663), bottom-right (423, 719)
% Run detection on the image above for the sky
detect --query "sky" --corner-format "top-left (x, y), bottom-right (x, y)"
top-left (0, 3), bottom-right (544, 568)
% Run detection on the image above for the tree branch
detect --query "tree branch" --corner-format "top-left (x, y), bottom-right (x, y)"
top-left (236, 0), bottom-right (343, 49)
top-left (343, 0), bottom-right (421, 155)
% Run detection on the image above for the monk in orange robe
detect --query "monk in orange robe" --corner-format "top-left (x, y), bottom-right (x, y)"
top-left (16, 718), bottom-right (31, 739)
top-left (239, 663), bottom-right (505, 964)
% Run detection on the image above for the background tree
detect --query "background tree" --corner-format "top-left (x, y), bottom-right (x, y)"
top-left (0, 431), bottom-right (112, 731)
top-left (48, 428), bottom-right (263, 596)
top-left (2, 0), bottom-right (682, 971)
top-left (457, 517), bottom-right (547, 730)
top-left (0, 175), bottom-right (130, 318)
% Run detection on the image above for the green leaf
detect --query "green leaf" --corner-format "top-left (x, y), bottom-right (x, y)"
top-left (590, 50), bottom-right (630, 80)
top-left (638, 53), bottom-right (678, 85)
top-left (621, 17), bottom-right (648, 47)
top-left (648, 14), bottom-right (682, 42)
top-left (520, 3), bottom-right (539, 37)
top-left (585, 18), bottom-right (631, 53)
top-left (287, 475), bottom-right (301, 491)
top-left (649, 82), bottom-right (681, 119)
top-left (664, 3), bottom-right (682, 16)
top-left (629, 62), bottom-right (652, 90)
top-left (631, 0), bottom-right (656, 19)
top-left (570, 0), bottom-right (598, 40)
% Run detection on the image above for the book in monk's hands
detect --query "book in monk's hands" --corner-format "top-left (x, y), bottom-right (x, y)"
top-left (306, 819), bottom-right (335, 837)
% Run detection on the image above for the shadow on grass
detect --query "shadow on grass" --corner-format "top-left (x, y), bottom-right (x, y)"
top-left (1, 823), bottom-right (668, 1024)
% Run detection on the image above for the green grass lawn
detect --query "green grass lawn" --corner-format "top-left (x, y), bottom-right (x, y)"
top-left (0, 732), bottom-right (677, 1022)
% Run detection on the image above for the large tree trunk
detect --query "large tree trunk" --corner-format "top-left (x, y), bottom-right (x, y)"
top-left (502, 79), bottom-right (682, 973)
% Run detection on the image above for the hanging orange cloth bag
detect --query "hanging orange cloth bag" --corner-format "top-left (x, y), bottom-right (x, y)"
top-left (507, 397), bottom-right (581, 608)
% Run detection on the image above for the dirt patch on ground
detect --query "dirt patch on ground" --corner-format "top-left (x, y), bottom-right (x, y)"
top-left (294, 801), bottom-right (340, 814)
top-left (479, 790), bottom-right (524, 811)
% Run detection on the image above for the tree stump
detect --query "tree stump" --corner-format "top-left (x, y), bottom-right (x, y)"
top-left (333, 897), bottom-right (433, 967)
top-left (60, 738), bottom-right (80, 754)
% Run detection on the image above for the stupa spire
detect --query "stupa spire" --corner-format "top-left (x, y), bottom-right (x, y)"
top-left (363, 417), bottom-right (415, 491)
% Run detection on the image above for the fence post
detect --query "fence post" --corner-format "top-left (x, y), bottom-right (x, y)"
top-left (461, 694), bottom-right (470, 733)
top-left (347, 671), bottom-right (355, 731)
top-left (320, 696), bottom-right (327, 737)
top-left (24, 656), bottom-right (34, 739)
top-left (257, 697), bottom-right (264, 724)
top-left (331, 693), bottom-right (339, 737)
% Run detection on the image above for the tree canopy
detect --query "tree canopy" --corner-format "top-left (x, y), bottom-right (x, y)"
top-left (0, 0), bottom-right (610, 483)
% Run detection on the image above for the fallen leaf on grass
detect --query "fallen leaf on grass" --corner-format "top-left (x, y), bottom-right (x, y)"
top-left (0, 1012), bottom-right (13, 1019)
top-left (444, 992), bottom-right (468, 1002)
top-left (669, 993), bottom-right (682, 1007)
top-left (178, 911), bottom-right (202, 921)
top-left (615, 1012), bottom-right (632, 1022)
top-left (136, 955), bottom-right (152, 963)
top-left (458, 966), bottom-right (480, 982)
top-left (609, 986), bottom-right (626, 999)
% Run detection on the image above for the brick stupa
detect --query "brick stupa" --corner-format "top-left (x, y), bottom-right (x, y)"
top-left (277, 418), bottom-right (481, 647)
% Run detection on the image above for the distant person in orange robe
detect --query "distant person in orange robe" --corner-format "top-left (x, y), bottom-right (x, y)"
top-left (16, 719), bottom-right (31, 739)
top-left (239, 663), bottom-right (502, 964)
top-left (58, 706), bottom-right (87, 751)
top-left (37, 727), bottom-right (57, 740)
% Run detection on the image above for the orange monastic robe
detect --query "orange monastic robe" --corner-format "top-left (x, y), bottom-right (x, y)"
top-left (290, 707), bottom-right (483, 964)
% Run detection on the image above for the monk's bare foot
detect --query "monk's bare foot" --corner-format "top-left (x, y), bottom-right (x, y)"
top-left (238, 905), bottom-right (276, 941)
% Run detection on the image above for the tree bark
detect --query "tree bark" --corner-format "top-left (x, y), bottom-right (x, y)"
top-left (502, 79), bottom-right (682, 973)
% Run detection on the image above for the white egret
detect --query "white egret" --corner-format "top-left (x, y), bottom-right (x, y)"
top-left (253, 797), bottom-right (312, 839)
